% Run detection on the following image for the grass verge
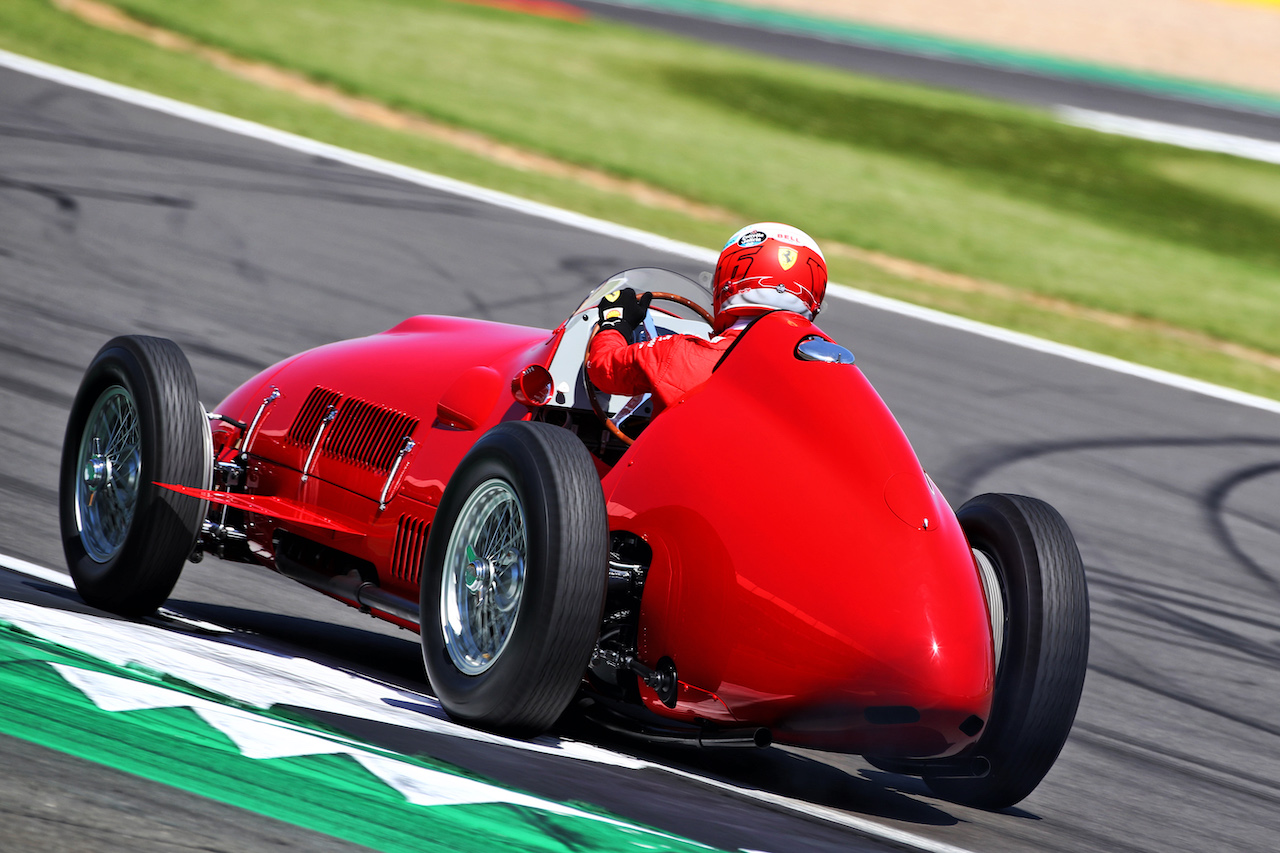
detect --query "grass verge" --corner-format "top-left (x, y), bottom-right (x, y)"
top-left (3, 0), bottom-right (1280, 401)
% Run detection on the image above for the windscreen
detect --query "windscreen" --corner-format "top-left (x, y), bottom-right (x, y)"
top-left (573, 268), bottom-right (713, 325)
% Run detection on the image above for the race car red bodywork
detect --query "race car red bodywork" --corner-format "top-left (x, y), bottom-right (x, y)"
top-left (60, 269), bottom-right (1088, 808)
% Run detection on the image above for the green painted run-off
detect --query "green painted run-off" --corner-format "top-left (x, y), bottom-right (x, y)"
top-left (0, 619), bottom-right (719, 853)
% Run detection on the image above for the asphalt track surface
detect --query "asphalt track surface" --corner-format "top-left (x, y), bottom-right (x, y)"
top-left (571, 0), bottom-right (1280, 143)
top-left (1, 64), bottom-right (1279, 853)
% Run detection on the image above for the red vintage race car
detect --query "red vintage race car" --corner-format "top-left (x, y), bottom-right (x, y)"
top-left (59, 268), bottom-right (1089, 808)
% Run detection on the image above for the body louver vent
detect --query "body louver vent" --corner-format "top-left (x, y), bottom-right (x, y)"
top-left (391, 515), bottom-right (429, 585)
top-left (323, 397), bottom-right (418, 473)
top-left (287, 386), bottom-right (343, 445)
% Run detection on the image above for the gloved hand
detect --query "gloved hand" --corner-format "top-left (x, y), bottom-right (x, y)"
top-left (597, 288), bottom-right (653, 343)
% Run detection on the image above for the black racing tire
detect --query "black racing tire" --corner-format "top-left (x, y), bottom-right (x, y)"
top-left (59, 336), bottom-right (210, 618)
top-left (924, 493), bottom-right (1090, 809)
top-left (421, 421), bottom-right (609, 737)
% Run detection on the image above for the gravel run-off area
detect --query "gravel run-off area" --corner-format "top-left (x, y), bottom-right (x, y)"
top-left (738, 0), bottom-right (1280, 97)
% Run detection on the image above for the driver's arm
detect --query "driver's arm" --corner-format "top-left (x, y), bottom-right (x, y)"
top-left (587, 287), bottom-right (661, 396)
top-left (587, 329), bottom-right (667, 396)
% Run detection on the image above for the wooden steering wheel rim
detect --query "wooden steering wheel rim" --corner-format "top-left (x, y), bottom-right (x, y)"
top-left (582, 291), bottom-right (713, 447)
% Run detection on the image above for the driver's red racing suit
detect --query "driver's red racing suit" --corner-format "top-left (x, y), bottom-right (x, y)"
top-left (586, 327), bottom-right (744, 413)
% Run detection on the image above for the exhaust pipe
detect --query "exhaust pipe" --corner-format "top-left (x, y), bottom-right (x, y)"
top-left (354, 581), bottom-right (420, 625)
top-left (696, 726), bottom-right (773, 749)
top-left (584, 703), bottom-right (771, 749)
top-left (275, 545), bottom-right (420, 626)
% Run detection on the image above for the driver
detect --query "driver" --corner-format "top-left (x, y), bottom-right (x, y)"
top-left (587, 222), bottom-right (828, 412)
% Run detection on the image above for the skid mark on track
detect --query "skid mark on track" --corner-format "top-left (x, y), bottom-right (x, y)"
top-left (0, 174), bottom-right (191, 210)
top-left (1071, 721), bottom-right (1280, 807)
top-left (1090, 658), bottom-right (1280, 740)
top-left (1205, 460), bottom-right (1280, 593)
top-left (943, 433), bottom-right (1280, 592)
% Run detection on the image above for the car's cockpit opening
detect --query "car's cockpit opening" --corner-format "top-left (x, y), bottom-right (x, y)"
top-left (539, 268), bottom-right (713, 464)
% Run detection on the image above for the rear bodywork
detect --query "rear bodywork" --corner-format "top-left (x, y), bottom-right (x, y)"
top-left (601, 312), bottom-right (992, 756)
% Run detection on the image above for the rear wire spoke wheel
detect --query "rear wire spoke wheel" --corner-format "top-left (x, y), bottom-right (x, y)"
top-left (59, 336), bottom-right (210, 618)
top-left (924, 493), bottom-right (1090, 809)
top-left (440, 479), bottom-right (527, 675)
top-left (422, 421), bottom-right (609, 737)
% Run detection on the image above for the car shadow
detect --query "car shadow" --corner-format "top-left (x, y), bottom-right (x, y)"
top-left (551, 712), bottom-right (963, 826)
top-left (162, 599), bottom-right (426, 687)
top-left (159, 598), bottom-right (979, 828)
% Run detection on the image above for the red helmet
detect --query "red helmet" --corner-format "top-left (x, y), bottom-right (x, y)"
top-left (712, 223), bottom-right (827, 330)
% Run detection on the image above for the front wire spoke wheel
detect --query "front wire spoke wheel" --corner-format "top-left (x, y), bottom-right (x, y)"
top-left (60, 335), bottom-right (210, 618)
top-left (103, 391), bottom-right (138, 461)
top-left (75, 385), bottom-right (142, 563)
top-left (441, 479), bottom-right (528, 675)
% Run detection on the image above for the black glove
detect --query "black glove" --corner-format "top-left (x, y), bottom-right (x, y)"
top-left (597, 288), bottom-right (652, 343)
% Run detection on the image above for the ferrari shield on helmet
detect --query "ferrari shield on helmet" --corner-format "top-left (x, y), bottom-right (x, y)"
top-left (712, 223), bottom-right (827, 329)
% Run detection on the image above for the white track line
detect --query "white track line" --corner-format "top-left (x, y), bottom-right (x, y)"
top-left (0, 50), bottom-right (716, 264)
top-left (2, 48), bottom-right (1278, 418)
top-left (0, 553), bottom-right (975, 853)
top-left (1057, 106), bottom-right (1280, 166)
top-left (840, 289), bottom-right (1280, 415)
top-left (0, 553), bottom-right (73, 588)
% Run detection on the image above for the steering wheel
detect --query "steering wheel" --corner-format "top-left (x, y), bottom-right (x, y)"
top-left (582, 292), bottom-right (714, 447)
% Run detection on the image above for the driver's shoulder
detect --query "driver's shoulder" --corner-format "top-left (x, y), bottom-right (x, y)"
top-left (708, 327), bottom-right (742, 345)
top-left (645, 331), bottom-right (732, 352)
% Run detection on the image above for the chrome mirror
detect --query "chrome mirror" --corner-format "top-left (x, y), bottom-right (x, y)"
top-left (795, 336), bottom-right (855, 364)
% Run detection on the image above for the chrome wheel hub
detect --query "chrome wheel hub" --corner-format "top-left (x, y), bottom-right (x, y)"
top-left (81, 441), bottom-right (111, 493)
top-left (440, 480), bottom-right (527, 675)
top-left (74, 385), bottom-right (141, 563)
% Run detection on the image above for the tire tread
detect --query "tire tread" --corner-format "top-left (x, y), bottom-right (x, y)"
top-left (925, 492), bottom-right (1089, 808)
top-left (421, 420), bottom-right (608, 736)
